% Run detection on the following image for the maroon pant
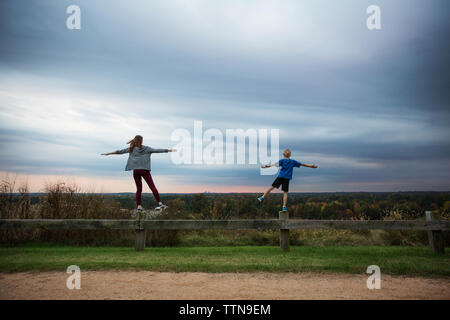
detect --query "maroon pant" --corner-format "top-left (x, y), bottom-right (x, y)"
top-left (133, 169), bottom-right (161, 205)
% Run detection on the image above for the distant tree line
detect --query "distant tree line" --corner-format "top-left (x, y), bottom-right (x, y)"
top-left (110, 192), bottom-right (450, 220)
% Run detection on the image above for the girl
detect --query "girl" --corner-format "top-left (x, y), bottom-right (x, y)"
top-left (102, 135), bottom-right (176, 211)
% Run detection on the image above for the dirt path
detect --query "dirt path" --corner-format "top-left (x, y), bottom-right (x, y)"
top-left (0, 271), bottom-right (449, 300)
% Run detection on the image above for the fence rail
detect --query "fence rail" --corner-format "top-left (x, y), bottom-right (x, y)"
top-left (0, 211), bottom-right (448, 253)
top-left (1, 219), bottom-right (449, 231)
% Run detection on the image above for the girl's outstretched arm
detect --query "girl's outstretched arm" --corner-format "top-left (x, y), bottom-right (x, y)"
top-left (144, 147), bottom-right (177, 154)
top-left (101, 148), bottom-right (129, 156)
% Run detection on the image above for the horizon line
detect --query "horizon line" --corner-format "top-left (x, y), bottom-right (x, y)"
top-left (10, 190), bottom-right (450, 195)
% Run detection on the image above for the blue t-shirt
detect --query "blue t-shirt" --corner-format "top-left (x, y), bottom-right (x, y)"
top-left (278, 159), bottom-right (302, 180)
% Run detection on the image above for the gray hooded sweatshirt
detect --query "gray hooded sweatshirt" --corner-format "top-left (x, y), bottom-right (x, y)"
top-left (115, 145), bottom-right (169, 171)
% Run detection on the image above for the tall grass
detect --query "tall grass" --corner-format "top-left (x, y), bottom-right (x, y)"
top-left (0, 176), bottom-right (135, 246)
top-left (380, 209), bottom-right (429, 246)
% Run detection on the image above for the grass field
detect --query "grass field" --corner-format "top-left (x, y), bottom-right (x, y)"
top-left (0, 244), bottom-right (449, 277)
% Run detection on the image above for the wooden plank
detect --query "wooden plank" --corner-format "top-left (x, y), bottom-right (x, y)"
top-left (0, 219), bottom-right (449, 231)
top-left (135, 229), bottom-right (146, 251)
top-left (141, 219), bottom-right (281, 230)
top-left (282, 219), bottom-right (450, 231)
top-left (140, 219), bottom-right (449, 231)
top-left (0, 219), bottom-right (282, 230)
top-left (279, 211), bottom-right (289, 252)
top-left (426, 211), bottom-right (445, 254)
top-left (0, 219), bottom-right (136, 230)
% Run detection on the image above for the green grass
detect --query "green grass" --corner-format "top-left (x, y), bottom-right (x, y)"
top-left (0, 244), bottom-right (449, 277)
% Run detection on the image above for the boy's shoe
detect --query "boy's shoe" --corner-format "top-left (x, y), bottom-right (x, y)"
top-left (137, 207), bottom-right (144, 212)
top-left (282, 206), bottom-right (287, 211)
top-left (257, 196), bottom-right (264, 202)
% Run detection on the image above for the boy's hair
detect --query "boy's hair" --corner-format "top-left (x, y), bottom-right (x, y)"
top-left (282, 149), bottom-right (291, 158)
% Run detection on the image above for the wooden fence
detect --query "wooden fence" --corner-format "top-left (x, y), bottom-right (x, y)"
top-left (0, 211), bottom-right (448, 253)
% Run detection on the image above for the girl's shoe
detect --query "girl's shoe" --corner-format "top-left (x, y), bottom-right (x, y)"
top-left (257, 196), bottom-right (264, 202)
top-left (136, 207), bottom-right (145, 220)
top-left (155, 204), bottom-right (168, 211)
top-left (282, 206), bottom-right (287, 211)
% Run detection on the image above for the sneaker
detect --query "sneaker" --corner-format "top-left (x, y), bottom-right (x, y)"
top-left (155, 204), bottom-right (168, 211)
top-left (282, 206), bottom-right (287, 211)
top-left (136, 207), bottom-right (145, 220)
top-left (257, 196), bottom-right (264, 202)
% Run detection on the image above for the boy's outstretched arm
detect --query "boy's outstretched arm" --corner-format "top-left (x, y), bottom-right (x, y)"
top-left (261, 163), bottom-right (277, 168)
top-left (301, 163), bottom-right (318, 168)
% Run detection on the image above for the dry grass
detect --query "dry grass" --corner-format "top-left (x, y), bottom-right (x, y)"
top-left (0, 175), bottom-right (134, 246)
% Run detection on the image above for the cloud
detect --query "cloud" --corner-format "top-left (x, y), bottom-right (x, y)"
top-left (0, 0), bottom-right (449, 192)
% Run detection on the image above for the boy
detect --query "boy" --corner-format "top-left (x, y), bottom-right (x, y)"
top-left (258, 149), bottom-right (318, 211)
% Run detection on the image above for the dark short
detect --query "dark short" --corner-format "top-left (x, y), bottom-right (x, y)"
top-left (272, 177), bottom-right (290, 192)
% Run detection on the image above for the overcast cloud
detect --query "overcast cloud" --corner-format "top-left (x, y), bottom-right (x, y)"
top-left (0, 0), bottom-right (449, 192)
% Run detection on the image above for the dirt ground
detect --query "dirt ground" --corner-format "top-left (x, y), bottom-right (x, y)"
top-left (0, 271), bottom-right (449, 300)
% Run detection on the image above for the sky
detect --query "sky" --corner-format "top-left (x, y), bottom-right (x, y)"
top-left (0, 0), bottom-right (449, 193)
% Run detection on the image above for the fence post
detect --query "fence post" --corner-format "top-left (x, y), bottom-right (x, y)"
top-left (279, 211), bottom-right (289, 251)
top-left (426, 211), bottom-right (444, 254)
top-left (134, 212), bottom-right (146, 251)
